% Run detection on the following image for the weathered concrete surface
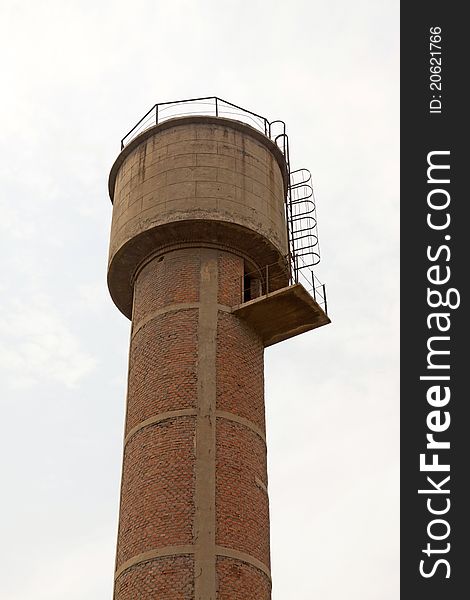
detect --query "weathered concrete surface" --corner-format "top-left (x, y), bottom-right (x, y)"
top-left (107, 116), bottom-right (289, 318)
top-left (193, 249), bottom-right (218, 599)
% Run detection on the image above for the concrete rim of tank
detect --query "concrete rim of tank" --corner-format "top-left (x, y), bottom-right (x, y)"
top-left (108, 226), bottom-right (289, 319)
top-left (108, 115), bottom-right (289, 201)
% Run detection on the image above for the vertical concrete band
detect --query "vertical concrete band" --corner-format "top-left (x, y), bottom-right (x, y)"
top-left (194, 249), bottom-right (218, 599)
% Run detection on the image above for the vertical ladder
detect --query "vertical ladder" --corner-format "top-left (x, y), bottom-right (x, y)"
top-left (287, 168), bottom-right (321, 282)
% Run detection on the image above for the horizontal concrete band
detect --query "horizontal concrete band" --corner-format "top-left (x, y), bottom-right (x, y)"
top-left (131, 303), bottom-right (233, 339)
top-left (216, 410), bottom-right (266, 445)
top-left (124, 409), bottom-right (266, 447)
top-left (115, 545), bottom-right (193, 581)
top-left (255, 475), bottom-right (268, 495)
top-left (114, 545), bottom-right (271, 582)
top-left (131, 241), bottom-right (262, 289)
top-left (215, 546), bottom-right (271, 581)
top-left (124, 409), bottom-right (197, 446)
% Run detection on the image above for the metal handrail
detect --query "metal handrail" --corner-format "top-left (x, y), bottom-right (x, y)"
top-left (120, 96), bottom-right (271, 149)
top-left (239, 259), bottom-right (328, 316)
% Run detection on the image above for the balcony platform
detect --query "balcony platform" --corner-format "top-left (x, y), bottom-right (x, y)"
top-left (232, 283), bottom-right (330, 347)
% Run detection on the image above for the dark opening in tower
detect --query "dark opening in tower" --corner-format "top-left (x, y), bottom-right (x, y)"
top-left (243, 262), bottom-right (263, 303)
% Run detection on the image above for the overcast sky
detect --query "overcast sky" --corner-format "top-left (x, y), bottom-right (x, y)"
top-left (0, 1), bottom-right (399, 598)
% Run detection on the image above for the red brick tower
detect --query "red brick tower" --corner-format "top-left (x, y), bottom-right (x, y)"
top-left (107, 98), bottom-right (329, 600)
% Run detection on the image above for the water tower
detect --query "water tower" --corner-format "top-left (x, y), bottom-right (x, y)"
top-left (106, 97), bottom-right (330, 599)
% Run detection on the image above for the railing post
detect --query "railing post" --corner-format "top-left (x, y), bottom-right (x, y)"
top-left (323, 284), bottom-right (328, 315)
top-left (155, 104), bottom-right (159, 124)
top-left (215, 98), bottom-right (219, 117)
top-left (312, 272), bottom-right (316, 301)
top-left (293, 254), bottom-right (299, 283)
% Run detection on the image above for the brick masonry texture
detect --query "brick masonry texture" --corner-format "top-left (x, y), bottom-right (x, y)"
top-left (117, 417), bottom-right (195, 566)
top-left (114, 556), bottom-right (194, 600)
top-left (216, 418), bottom-right (270, 565)
top-left (216, 558), bottom-right (271, 600)
top-left (113, 219), bottom-right (271, 598)
top-left (216, 311), bottom-right (266, 432)
top-left (217, 252), bottom-right (244, 306)
top-left (125, 249), bottom-right (200, 435)
top-left (126, 312), bottom-right (198, 435)
top-left (132, 249), bottom-right (200, 325)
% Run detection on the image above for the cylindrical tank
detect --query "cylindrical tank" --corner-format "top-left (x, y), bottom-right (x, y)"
top-left (108, 116), bottom-right (290, 318)
top-left (108, 116), bottom-right (290, 599)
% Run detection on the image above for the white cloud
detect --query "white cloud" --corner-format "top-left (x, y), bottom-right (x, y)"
top-left (0, 297), bottom-right (96, 389)
top-left (3, 536), bottom-right (114, 600)
top-left (78, 281), bottom-right (109, 313)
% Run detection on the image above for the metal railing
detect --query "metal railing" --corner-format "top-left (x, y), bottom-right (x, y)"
top-left (296, 261), bottom-right (328, 316)
top-left (240, 260), bottom-right (328, 316)
top-left (121, 96), bottom-right (273, 150)
top-left (120, 97), bottom-right (293, 184)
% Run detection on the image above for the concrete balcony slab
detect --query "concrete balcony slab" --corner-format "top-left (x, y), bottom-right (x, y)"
top-left (232, 283), bottom-right (330, 347)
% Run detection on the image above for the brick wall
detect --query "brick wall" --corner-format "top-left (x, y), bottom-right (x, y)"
top-left (113, 247), bottom-right (271, 599)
